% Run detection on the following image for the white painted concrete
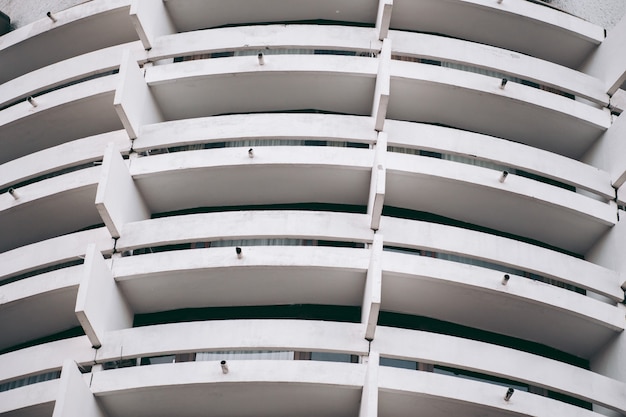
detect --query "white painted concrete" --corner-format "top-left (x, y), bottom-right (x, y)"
top-left (362, 234), bottom-right (383, 340)
top-left (52, 360), bottom-right (107, 417)
top-left (374, 326), bottom-right (626, 413)
top-left (0, 228), bottom-right (113, 282)
top-left (390, 31), bottom-right (609, 105)
top-left (95, 320), bottom-right (369, 362)
top-left (0, 336), bottom-right (93, 385)
top-left (379, 216), bottom-right (622, 300)
top-left (75, 244), bottom-right (133, 348)
top-left (113, 50), bottom-right (163, 139)
top-left (0, 131), bottom-right (130, 191)
top-left (385, 120), bottom-right (614, 199)
top-left (95, 144), bottom-right (150, 238)
top-left (116, 211), bottom-right (374, 251)
top-left (0, 378), bottom-right (58, 415)
top-left (133, 113), bottom-right (377, 152)
top-left (378, 366), bottom-right (599, 417)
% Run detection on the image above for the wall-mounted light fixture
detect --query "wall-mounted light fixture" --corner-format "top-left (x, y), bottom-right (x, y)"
top-left (8, 188), bottom-right (18, 200)
top-left (504, 388), bottom-right (514, 401)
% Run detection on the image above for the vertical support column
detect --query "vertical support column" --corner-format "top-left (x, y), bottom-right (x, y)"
top-left (580, 15), bottom-right (626, 95)
top-left (359, 350), bottom-right (379, 417)
top-left (362, 234), bottom-right (383, 341)
top-left (52, 359), bottom-right (108, 417)
top-left (375, 0), bottom-right (393, 41)
top-left (583, 111), bottom-right (626, 192)
top-left (95, 143), bottom-right (150, 239)
top-left (130, 0), bottom-right (176, 51)
top-left (114, 49), bottom-right (164, 140)
top-left (368, 132), bottom-right (387, 231)
top-left (586, 214), bottom-right (626, 417)
top-left (75, 244), bottom-right (133, 349)
top-left (372, 38), bottom-right (391, 132)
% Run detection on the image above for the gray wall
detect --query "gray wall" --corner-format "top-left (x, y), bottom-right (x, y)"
top-left (0, 0), bottom-right (624, 29)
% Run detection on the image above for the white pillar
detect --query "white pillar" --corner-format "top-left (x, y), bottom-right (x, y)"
top-left (368, 132), bottom-right (387, 231)
top-left (375, 0), bottom-right (393, 41)
top-left (362, 234), bottom-right (383, 341)
top-left (130, 0), bottom-right (176, 51)
top-left (581, 15), bottom-right (626, 95)
top-left (583, 112), bottom-right (626, 192)
top-left (358, 350), bottom-right (379, 417)
top-left (372, 38), bottom-right (391, 132)
top-left (52, 359), bottom-right (108, 417)
top-left (113, 49), bottom-right (164, 139)
top-left (95, 143), bottom-right (150, 239)
top-left (75, 244), bottom-right (134, 348)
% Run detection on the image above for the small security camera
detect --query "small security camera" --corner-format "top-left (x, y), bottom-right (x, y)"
top-left (220, 360), bottom-right (229, 374)
top-left (236, 247), bottom-right (242, 259)
top-left (502, 274), bottom-right (510, 285)
top-left (257, 53), bottom-right (264, 65)
top-left (499, 171), bottom-right (509, 183)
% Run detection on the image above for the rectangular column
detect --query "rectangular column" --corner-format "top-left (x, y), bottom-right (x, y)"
top-left (75, 244), bottom-right (133, 348)
top-left (362, 234), bottom-right (383, 341)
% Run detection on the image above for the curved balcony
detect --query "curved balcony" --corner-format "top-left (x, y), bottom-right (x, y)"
top-left (389, 0), bottom-right (604, 68)
top-left (0, 168), bottom-right (103, 253)
top-left (385, 120), bottom-right (614, 200)
top-left (378, 366), bottom-right (598, 417)
top-left (0, 228), bottom-right (114, 284)
top-left (0, 378), bottom-right (58, 417)
top-left (145, 54), bottom-right (377, 120)
top-left (0, 75), bottom-right (122, 165)
top-left (0, 0), bottom-right (137, 84)
top-left (0, 42), bottom-right (144, 111)
top-left (113, 246), bottom-right (369, 314)
top-left (380, 216), bottom-right (621, 301)
top-left (380, 250), bottom-right (623, 358)
top-left (162, 0), bottom-right (379, 32)
top-left (385, 151), bottom-right (615, 255)
top-left (0, 339), bottom-right (93, 394)
top-left (147, 25), bottom-right (380, 63)
top-left (374, 326), bottom-right (626, 414)
top-left (389, 31), bottom-right (609, 106)
top-left (0, 266), bottom-right (83, 353)
top-left (115, 211), bottom-right (373, 252)
top-left (0, 131), bottom-right (130, 193)
top-left (129, 146), bottom-right (373, 214)
top-left (133, 113), bottom-right (377, 153)
top-left (388, 60), bottom-right (611, 159)
top-left (92, 360), bottom-right (364, 417)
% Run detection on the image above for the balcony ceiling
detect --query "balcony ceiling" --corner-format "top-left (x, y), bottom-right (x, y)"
top-left (163, 0), bottom-right (379, 32)
top-left (0, 5), bottom-right (137, 84)
top-left (0, 89), bottom-right (122, 165)
top-left (385, 154), bottom-right (614, 255)
top-left (382, 264), bottom-right (618, 358)
top-left (390, 0), bottom-right (603, 69)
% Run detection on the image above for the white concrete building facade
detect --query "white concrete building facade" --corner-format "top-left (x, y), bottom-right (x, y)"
top-left (1, 1), bottom-right (626, 417)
